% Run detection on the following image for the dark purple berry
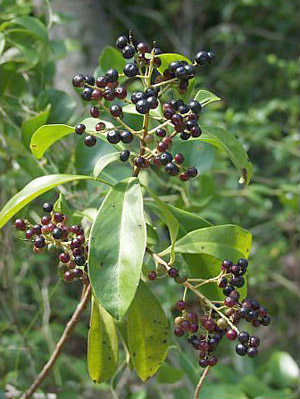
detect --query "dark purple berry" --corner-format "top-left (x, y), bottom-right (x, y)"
top-left (105, 68), bottom-right (119, 83)
top-left (180, 132), bottom-right (190, 140)
top-left (34, 236), bottom-right (45, 248)
top-left (120, 150), bottom-right (130, 162)
top-left (249, 336), bottom-right (260, 347)
top-left (148, 271), bottom-right (157, 281)
top-left (84, 135), bottom-right (97, 147)
top-left (120, 130), bottom-right (133, 144)
top-left (165, 162), bottom-right (179, 176)
top-left (115, 86), bottom-right (127, 99)
top-left (72, 74), bottom-right (85, 87)
top-left (107, 130), bottom-right (121, 144)
top-left (59, 253), bottom-right (70, 263)
top-left (176, 300), bottom-right (186, 311)
top-left (160, 152), bottom-right (173, 165)
top-left (96, 76), bottom-right (107, 88)
top-left (174, 153), bottom-right (184, 164)
top-left (136, 99), bottom-right (150, 114)
top-left (261, 316), bottom-right (271, 326)
top-left (238, 331), bottom-right (249, 343)
top-left (194, 50), bottom-right (210, 65)
top-left (236, 343), bottom-right (248, 356)
top-left (14, 218), bottom-right (26, 230)
top-left (103, 88), bottom-right (115, 101)
top-left (187, 167), bottom-right (198, 178)
top-left (85, 75), bottom-right (95, 85)
top-left (168, 268), bottom-right (178, 278)
top-left (199, 359), bottom-right (209, 368)
top-left (52, 228), bottom-right (63, 239)
top-left (74, 255), bottom-right (85, 266)
top-left (122, 45), bottom-right (135, 59)
top-left (174, 327), bottom-right (184, 337)
top-left (81, 87), bottom-right (93, 101)
top-left (90, 107), bottom-right (100, 118)
top-left (110, 104), bottom-right (122, 118)
top-left (247, 347), bottom-right (258, 358)
top-left (116, 35), bottom-right (128, 49)
top-left (42, 203), bottom-right (53, 213)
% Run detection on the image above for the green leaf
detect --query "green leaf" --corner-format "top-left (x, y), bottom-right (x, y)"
top-left (10, 16), bottom-right (48, 43)
top-left (160, 224), bottom-right (251, 260)
top-left (194, 89), bottom-right (221, 106)
top-left (89, 177), bottom-right (146, 320)
top-left (93, 152), bottom-right (120, 178)
top-left (200, 384), bottom-right (247, 399)
top-left (88, 297), bottom-right (119, 383)
top-left (30, 124), bottom-right (74, 159)
top-left (127, 281), bottom-right (169, 381)
top-left (99, 46), bottom-right (125, 73)
top-left (0, 33), bottom-right (5, 56)
top-left (156, 53), bottom-right (192, 75)
top-left (191, 126), bottom-right (253, 184)
top-left (0, 174), bottom-right (100, 230)
top-left (37, 89), bottom-right (76, 124)
top-left (22, 105), bottom-right (51, 148)
top-left (144, 187), bottom-right (179, 264)
top-left (267, 351), bottom-right (300, 389)
top-left (81, 117), bottom-right (114, 133)
top-left (146, 223), bottom-right (159, 247)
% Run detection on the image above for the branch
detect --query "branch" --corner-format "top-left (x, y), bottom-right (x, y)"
top-left (194, 366), bottom-right (210, 399)
top-left (23, 284), bottom-right (92, 399)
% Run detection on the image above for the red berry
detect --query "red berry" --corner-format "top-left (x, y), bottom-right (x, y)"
top-left (148, 271), bottom-right (157, 281)
top-left (157, 142), bottom-right (168, 152)
top-left (168, 267), bottom-right (178, 278)
top-left (179, 172), bottom-right (189, 181)
top-left (90, 106), bottom-right (100, 118)
top-left (226, 329), bottom-right (237, 341)
top-left (174, 327), bottom-right (184, 337)
top-left (14, 218), bottom-right (26, 230)
top-left (224, 297), bottom-right (236, 307)
top-left (95, 122), bottom-right (106, 131)
top-left (59, 252), bottom-right (70, 263)
top-left (208, 356), bottom-right (218, 366)
top-left (174, 153), bottom-right (184, 164)
top-left (41, 215), bottom-right (51, 225)
top-left (91, 89), bottom-right (103, 100)
top-left (175, 300), bottom-right (186, 311)
top-left (64, 271), bottom-right (74, 282)
top-left (115, 86), bottom-right (127, 99)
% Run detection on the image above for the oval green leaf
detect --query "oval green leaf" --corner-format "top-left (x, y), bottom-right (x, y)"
top-left (30, 124), bottom-right (74, 159)
top-left (0, 174), bottom-right (99, 230)
top-left (195, 89), bottom-right (221, 106)
top-left (88, 297), bottom-right (119, 383)
top-left (159, 224), bottom-right (251, 261)
top-left (191, 126), bottom-right (253, 185)
top-left (156, 53), bottom-right (192, 75)
top-left (127, 281), bottom-right (169, 381)
top-left (93, 152), bottom-right (120, 178)
top-left (89, 177), bottom-right (146, 320)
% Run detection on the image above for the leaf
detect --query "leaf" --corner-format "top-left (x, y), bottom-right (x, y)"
top-left (98, 46), bottom-right (125, 73)
top-left (0, 33), bottom-right (5, 56)
top-left (80, 117), bottom-right (114, 133)
top-left (22, 105), bottom-right (51, 148)
top-left (144, 187), bottom-right (179, 264)
top-left (37, 89), bottom-right (76, 124)
top-left (200, 384), bottom-right (247, 399)
top-left (146, 223), bottom-right (159, 247)
top-left (194, 89), bottom-right (221, 106)
top-left (88, 297), bottom-right (119, 383)
top-left (89, 177), bottom-right (146, 320)
top-left (30, 124), bottom-right (74, 159)
top-left (191, 126), bottom-right (253, 185)
top-left (0, 174), bottom-right (101, 230)
top-left (93, 152), bottom-right (120, 178)
top-left (160, 224), bottom-right (251, 261)
top-left (267, 351), bottom-right (300, 389)
top-left (127, 281), bottom-right (169, 381)
top-left (10, 16), bottom-right (48, 43)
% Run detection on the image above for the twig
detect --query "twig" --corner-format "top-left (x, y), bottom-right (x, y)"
top-left (194, 366), bottom-right (210, 399)
top-left (23, 284), bottom-right (92, 399)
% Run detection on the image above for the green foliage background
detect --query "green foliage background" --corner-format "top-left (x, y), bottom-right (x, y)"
top-left (0, 0), bottom-right (298, 398)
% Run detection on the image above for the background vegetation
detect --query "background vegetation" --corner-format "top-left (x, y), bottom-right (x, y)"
top-left (0, 0), bottom-right (299, 398)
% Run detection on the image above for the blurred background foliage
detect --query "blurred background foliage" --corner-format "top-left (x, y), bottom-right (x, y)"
top-left (0, 0), bottom-right (299, 398)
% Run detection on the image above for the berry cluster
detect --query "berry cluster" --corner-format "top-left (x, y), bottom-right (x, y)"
top-left (163, 258), bottom-right (271, 368)
top-left (71, 34), bottom-right (216, 181)
top-left (14, 203), bottom-right (89, 284)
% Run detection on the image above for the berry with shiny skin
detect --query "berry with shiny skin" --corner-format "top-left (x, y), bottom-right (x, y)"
top-left (160, 152), bottom-right (173, 165)
top-left (81, 87), bottom-right (93, 101)
top-left (189, 100), bottom-right (202, 113)
top-left (103, 88), bottom-right (115, 101)
top-left (146, 96), bottom-right (158, 109)
top-left (115, 86), bottom-right (127, 99)
top-left (176, 300), bottom-right (186, 311)
top-left (226, 329), bottom-right (237, 341)
top-left (131, 91), bottom-right (145, 104)
top-left (236, 343), bottom-right (248, 356)
top-left (179, 172), bottom-right (189, 181)
top-left (157, 141), bottom-right (168, 152)
top-left (74, 255), bottom-right (85, 266)
top-left (174, 327), bottom-right (184, 337)
top-left (199, 359), bottom-right (209, 368)
top-left (42, 203), bottom-right (53, 213)
top-left (64, 271), bottom-right (74, 282)
top-left (248, 347), bottom-right (258, 358)
top-left (165, 162), bottom-right (179, 176)
top-left (124, 63), bottom-right (138, 77)
top-left (110, 104), bottom-right (122, 117)
top-left (85, 75), bottom-right (95, 85)
top-left (34, 236), bottom-right (45, 248)
top-left (120, 130), bottom-right (133, 144)
top-left (122, 45), bottom-right (135, 59)
top-left (52, 228), bottom-right (63, 239)
top-left (261, 316), bottom-right (271, 326)
top-left (238, 331), bottom-right (250, 343)
top-left (208, 51), bottom-right (215, 63)
top-left (72, 74), bottom-right (85, 87)
top-left (187, 167), bottom-right (198, 178)
top-left (90, 106), bottom-right (100, 118)
top-left (136, 99), bottom-right (150, 114)
top-left (194, 50), bottom-right (210, 65)
top-left (116, 35), bottom-right (128, 49)
top-left (174, 153), bottom-right (184, 164)
top-left (180, 132), bottom-right (190, 140)
top-left (95, 122), bottom-right (106, 131)
top-left (96, 76), bottom-right (107, 88)
top-left (15, 218), bottom-right (26, 230)
top-left (84, 135), bottom-right (97, 147)
top-left (75, 124), bottom-right (86, 135)
top-left (120, 150), bottom-right (130, 162)
top-left (107, 130), bottom-right (121, 144)
top-left (136, 42), bottom-right (149, 54)
top-left (59, 253), bottom-right (70, 263)
top-left (105, 68), bottom-right (119, 83)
